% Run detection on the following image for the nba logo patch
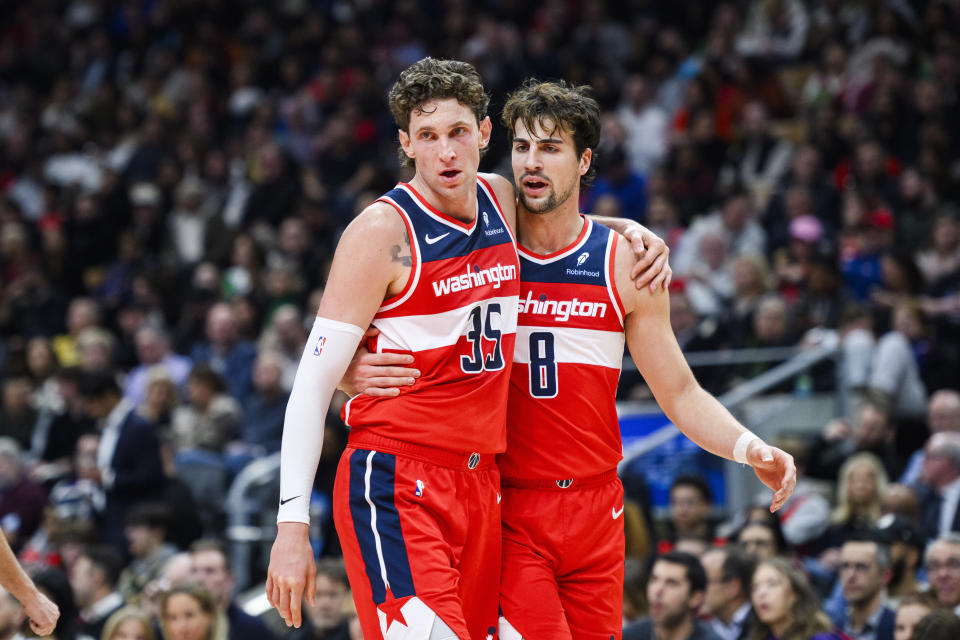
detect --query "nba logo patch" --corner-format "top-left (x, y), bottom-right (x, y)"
top-left (313, 336), bottom-right (327, 356)
top-left (415, 480), bottom-right (424, 497)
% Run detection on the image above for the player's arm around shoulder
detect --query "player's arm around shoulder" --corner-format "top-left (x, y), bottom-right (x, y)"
top-left (479, 171), bottom-right (518, 232)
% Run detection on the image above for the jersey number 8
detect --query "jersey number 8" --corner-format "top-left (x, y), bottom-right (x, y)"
top-left (529, 331), bottom-right (557, 398)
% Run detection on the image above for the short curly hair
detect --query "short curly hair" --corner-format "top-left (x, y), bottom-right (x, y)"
top-left (388, 57), bottom-right (490, 168)
top-left (501, 79), bottom-right (601, 185)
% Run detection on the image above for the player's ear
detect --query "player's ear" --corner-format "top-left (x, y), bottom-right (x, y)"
top-left (579, 148), bottom-right (592, 176)
top-left (478, 116), bottom-right (492, 149)
top-left (398, 129), bottom-right (414, 160)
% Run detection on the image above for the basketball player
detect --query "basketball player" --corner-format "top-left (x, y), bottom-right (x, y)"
top-left (266, 59), bottom-right (668, 640)
top-left (349, 80), bottom-right (797, 640)
top-left (0, 531), bottom-right (59, 636)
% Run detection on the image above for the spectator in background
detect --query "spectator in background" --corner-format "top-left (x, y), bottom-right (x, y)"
top-left (915, 212), bottom-right (960, 289)
top-left (673, 190), bottom-right (766, 285)
top-left (924, 533), bottom-right (960, 612)
top-left (917, 434), bottom-right (960, 539)
top-left (664, 475), bottom-right (717, 546)
top-left (0, 377), bottom-right (37, 451)
top-left (901, 390), bottom-right (960, 486)
top-left (623, 551), bottom-right (720, 640)
top-left (830, 534), bottom-right (896, 640)
top-left (101, 606), bottom-right (156, 640)
top-left (807, 401), bottom-right (905, 483)
top-left (123, 326), bottom-right (192, 406)
top-left (48, 432), bottom-right (105, 524)
top-left (583, 145), bottom-right (648, 222)
top-left (29, 366), bottom-right (94, 482)
top-left (170, 365), bottom-right (240, 455)
top-left (167, 175), bottom-right (232, 273)
top-left (907, 609), bottom-right (960, 640)
top-left (868, 303), bottom-right (929, 425)
top-left (751, 558), bottom-right (845, 640)
top-left (257, 304), bottom-right (307, 391)
top-left (190, 540), bottom-right (275, 640)
top-left (718, 102), bottom-right (794, 206)
top-left (289, 557), bottom-right (350, 640)
top-left (230, 351), bottom-right (288, 468)
top-left (159, 583), bottom-right (227, 640)
top-left (736, 521), bottom-right (786, 563)
top-left (51, 298), bottom-right (101, 368)
top-left (76, 327), bottom-right (117, 374)
top-left (874, 515), bottom-right (926, 602)
top-left (820, 453), bottom-right (889, 553)
top-left (618, 74), bottom-right (669, 175)
top-left (0, 438), bottom-right (47, 551)
top-left (189, 303), bottom-right (257, 402)
top-left (117, 504), bottom-right (177, 604)
top-left (892, 593), bottom-right (936, 640)
top-left (69, 545), bottom-right (125, 640)
top-left (701, 547), bottom-right (756, 640)
top-left (80, 373), bottom-right (164, 551)
top-left (33, 568), bottom-right (81, 640)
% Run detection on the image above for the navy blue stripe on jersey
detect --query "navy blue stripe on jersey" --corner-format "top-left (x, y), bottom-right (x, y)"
top-left (347, 449), bottom-right (415, 604)
top-left (381, 184), bottom-right (512, 263)
top-left (519, 221), bottom-right (613, 285)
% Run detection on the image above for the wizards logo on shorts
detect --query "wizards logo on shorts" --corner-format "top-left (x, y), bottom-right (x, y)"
top-left (313, 335), bottom-right (327, 356)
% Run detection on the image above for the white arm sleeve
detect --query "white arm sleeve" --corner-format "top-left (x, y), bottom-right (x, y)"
top-left (277, 316), bottom-right (364, 524)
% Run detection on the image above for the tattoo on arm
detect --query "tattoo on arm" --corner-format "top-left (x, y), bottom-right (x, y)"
top-left (391, 228), bottom-right (412, 266)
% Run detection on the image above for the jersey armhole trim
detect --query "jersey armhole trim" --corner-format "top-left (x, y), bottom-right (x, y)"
top-left (376, 196), bottom-right (421, 312)
top-left (606, 230), bottom-right (626, 326)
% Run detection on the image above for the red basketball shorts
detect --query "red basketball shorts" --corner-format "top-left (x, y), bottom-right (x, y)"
top-left (498, 471), bottom-right (624, 640)
top-left (333, 435), bottom-right (501, 640)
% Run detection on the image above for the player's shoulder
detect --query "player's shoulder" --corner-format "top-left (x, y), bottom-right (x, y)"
top-left (611, 230), bottom-right (666, 313)
top-left (340, 200), bottom-right (407, 245)
top-left (478, 172), bottom-right (516, 216)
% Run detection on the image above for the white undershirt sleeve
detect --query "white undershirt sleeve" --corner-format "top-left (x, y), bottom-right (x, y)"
top-left (277, 316), bottom-right (365, 524)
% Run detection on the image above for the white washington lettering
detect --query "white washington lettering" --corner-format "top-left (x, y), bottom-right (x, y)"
top-left (518, 290), bottom-right (607, 322)
top-left (431, 263), bottom-right (518, 296)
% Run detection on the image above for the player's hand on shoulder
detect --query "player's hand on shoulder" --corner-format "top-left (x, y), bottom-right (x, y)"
top-left (339, 327), bottom-right (419, 397)
top-left (622, 222), bottom-right (671, 292)
top-left (746, 440), bottom-right (797, 513)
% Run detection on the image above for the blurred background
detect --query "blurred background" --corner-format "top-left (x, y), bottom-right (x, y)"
top-left (2, 0), bottom-right (960, 638)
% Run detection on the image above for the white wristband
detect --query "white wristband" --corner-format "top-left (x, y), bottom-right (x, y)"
top-left (733, 432), bottom-right (760, 464)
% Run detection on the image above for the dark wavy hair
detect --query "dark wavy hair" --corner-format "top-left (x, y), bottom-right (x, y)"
top-left (501, 79), bottom-right (601, 186)
top-left (387, 57), bottom-right (490, 168)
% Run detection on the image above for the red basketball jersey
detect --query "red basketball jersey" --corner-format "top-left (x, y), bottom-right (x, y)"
top-left (498, 217), bottom-right (625, 480)
top-left (343, 178), bottom-right (519, 454)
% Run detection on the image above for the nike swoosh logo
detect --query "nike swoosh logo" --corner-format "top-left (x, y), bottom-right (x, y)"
top-left (424, 232), bottom-right (450, 245)
top-left (496, 493), bottom-right (501, 504)
top-left (280, 495), bottom-right (301, 506)
top-left (612, 505), bottom-right (625, 519)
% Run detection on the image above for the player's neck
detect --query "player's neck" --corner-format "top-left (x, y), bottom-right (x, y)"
top-left (517, 200), bottom-right (583, 255)
top-left (408, 174), bottom-right (477, 222)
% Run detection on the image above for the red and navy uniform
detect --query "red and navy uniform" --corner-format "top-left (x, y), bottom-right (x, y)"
top-left (335, 179), bottom-right (518, 640)
top-left (498, 217), bottom-right (626, 640)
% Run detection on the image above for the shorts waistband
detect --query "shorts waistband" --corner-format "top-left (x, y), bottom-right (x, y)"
top-left (347, 433), bottom-right (498, 471)
top-left (501, 469), bottom-right (618, 491)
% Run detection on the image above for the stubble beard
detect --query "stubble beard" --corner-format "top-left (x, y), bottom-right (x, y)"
top-left (519, 180), bottom-right (575, 215)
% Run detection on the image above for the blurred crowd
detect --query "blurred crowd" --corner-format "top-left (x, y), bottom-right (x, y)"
top-left (2, 0), bottom-right (960, 638)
